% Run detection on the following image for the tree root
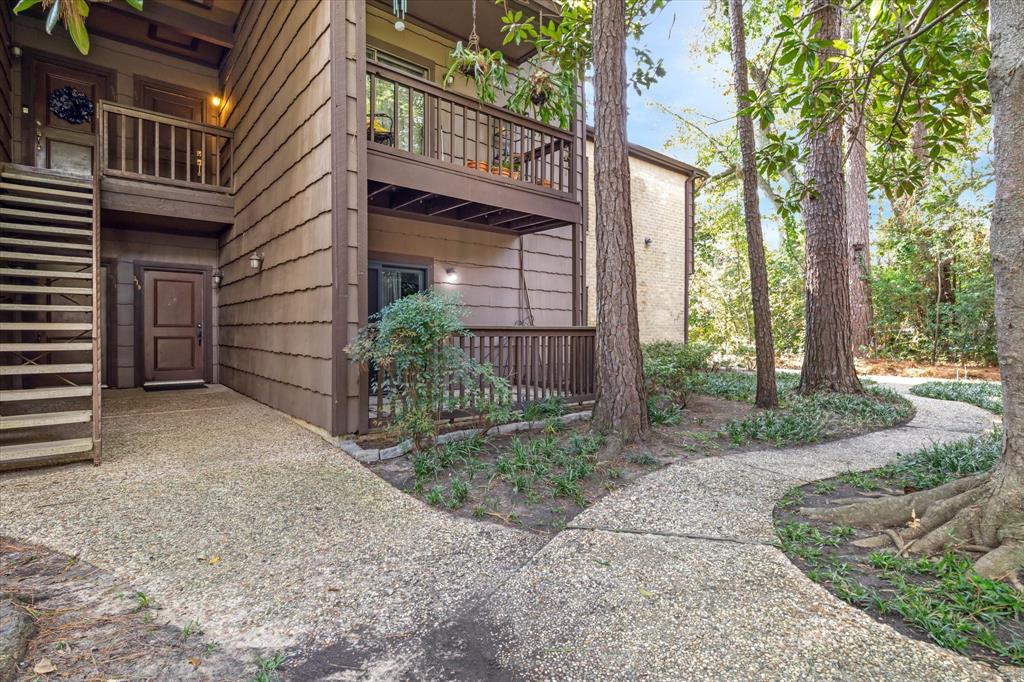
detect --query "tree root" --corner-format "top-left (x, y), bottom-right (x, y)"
top-left (801, 471), bottom-right (1024, 582)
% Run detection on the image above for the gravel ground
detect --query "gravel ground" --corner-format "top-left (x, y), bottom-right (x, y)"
top-left (0, 381), bottom-right (1016, 681)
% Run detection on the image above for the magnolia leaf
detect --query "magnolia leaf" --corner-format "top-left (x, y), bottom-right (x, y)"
top-left (869, 0), bottom-right (884, 21)
top-left (124, 0), bottom-right (144, 10)
top-left (12, 0), bottom-right (43, 14)
top-left (45, 0), bottom-right (61, 34)
top-left (68, 15), bottom-right (90, 55)
top-left (34, 658), bottom-right (57, 675)
top-left (77, 0), bottom-right (89, 17)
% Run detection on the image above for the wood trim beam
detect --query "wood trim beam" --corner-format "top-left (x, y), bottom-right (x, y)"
top-left (105, 0), bottom-right (236, 48)
top-left (390, 190), bottom-right (434, 211)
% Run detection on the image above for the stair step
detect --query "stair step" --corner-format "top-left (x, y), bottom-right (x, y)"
top-left (0, 362), bottom-right (92, 375)
top-left (0, 182), bottom-right (94, 200)
top-left (0, 438), bottom-right (94, 464)
top-left (0, 209), bottom-right (92, 225)
top-left (0, 250), bottom-right (92, 264)
top-left (0, 410), bottom-right (92, 430)
top-left (0, 303), bottom-right (92, 312)
top-left (0, 222), bottom-right (92, 238)
top-left (0, 237), bottom-right (92, 251)
top-left (1, 342), bottom-right (92, 352)
top-left (2, 322), bottom-right (92, 331)
top-left (0, 284), bottom-right (92, 296)
top-left (0, 195), bottom-right (93, 213)
top-left (0, 385), bottom-right (92, 402)
top-left (1, 171), bottom-right (92, 190)
top-left (0, 267), bottom-right (92, 279)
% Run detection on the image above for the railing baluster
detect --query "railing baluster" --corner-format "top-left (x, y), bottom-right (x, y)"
top-left (185, 127), bottom-right (191, 183)
top-left (137, 117), bottom-right (143, 174)
top-left (170, 126), bottom-right (175, 180)
top-left (119, 113), bottom-right (126, 172)
top-left (154, 121), bottom-right (159, 177)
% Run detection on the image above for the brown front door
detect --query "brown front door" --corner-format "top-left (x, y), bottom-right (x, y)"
top-left (142, 269), bottom-right (205, 384)
top-left (136, 79), bottom-right (208, 181)
top-left (31, 58), bottom-right (111, 174)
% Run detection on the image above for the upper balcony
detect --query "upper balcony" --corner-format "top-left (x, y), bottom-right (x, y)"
top-left (95, 101), bottom-right (233, 232)
top-left (365, 64), bottom-right (584, 234)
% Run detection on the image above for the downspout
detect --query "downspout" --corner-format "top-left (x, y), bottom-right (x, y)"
top-left (683, 174), bottom-right (698, 344)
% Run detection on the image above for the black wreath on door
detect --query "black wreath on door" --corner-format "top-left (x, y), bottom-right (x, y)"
top-left (47, 86), bottom-right (95, 125)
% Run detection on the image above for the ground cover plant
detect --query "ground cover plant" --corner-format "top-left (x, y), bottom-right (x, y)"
top-left (775, 431), bottom-right (1022, 668)
top-left (910, 380), bottom-right (1003, 415)
top-left (369, 345), bottom-right (915, 534)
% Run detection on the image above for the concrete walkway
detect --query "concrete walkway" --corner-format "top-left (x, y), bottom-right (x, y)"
top-left (0, 382), bottom-right (1018, 680)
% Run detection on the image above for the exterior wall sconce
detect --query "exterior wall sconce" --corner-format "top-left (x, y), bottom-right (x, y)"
top-left (12, 46), bottom-right (22, 58)
top-left (212, 271), bottom-right (223, 287)
top-left (211, 95), bottom-right (223, 109)
top-left (445, 267), bottom-right (459, 283)
top-left (249, 252), bottom-right (264, 270)
top-left (644, 237), bottom-right (653, 247)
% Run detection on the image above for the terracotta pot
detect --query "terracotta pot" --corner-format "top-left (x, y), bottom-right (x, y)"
top-left (536, 178), bottom-right (553, 188)
top-left (466, 160), bottom-right (489, 173)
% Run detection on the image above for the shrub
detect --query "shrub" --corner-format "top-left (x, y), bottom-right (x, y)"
top-left (346, 291), bottom-right (512, 450)
top-left (642, 342), bottom-right (714, 405)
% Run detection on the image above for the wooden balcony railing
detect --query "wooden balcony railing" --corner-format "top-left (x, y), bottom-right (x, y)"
top-left (97, 101), bottom-right (233, 192)
top-left (367, 66), bottom-right (575, 195)
top-left (369, 326), bottom-right (595, 428)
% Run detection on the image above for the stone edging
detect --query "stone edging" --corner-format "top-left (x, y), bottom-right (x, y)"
top-left (340, 411), bottom-right (593, 463)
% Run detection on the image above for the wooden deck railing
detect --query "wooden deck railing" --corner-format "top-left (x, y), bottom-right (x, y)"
top-left (369, 326), bottom-right (595, 428)
top-left (97, 101), bottom-right (233, 192)
top-left (367, 65), bottom-right (575, 195)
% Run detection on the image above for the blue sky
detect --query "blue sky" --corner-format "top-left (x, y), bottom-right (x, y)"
top-left (625, 1), bottom-right (732, 169)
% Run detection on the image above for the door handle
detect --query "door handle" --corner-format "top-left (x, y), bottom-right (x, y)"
top-left (196, 322), bottom-right (203, 346)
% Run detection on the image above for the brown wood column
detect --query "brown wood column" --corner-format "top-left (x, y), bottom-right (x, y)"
top-left (330, 0), bottom-right (368, 436)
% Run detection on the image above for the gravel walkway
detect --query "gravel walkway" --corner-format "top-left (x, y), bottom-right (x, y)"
top-left (1, 381), bottom-right (1018, 681)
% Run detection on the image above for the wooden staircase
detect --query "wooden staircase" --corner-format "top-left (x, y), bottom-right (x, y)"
top-left (1, 165), bottom-right (101, 470)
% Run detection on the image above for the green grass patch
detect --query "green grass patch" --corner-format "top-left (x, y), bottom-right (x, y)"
top-left (910, 380), bottom-right (1003, 414)
top-left (492, 433), bottom-right (603, 506)
top-left (877, 430), bottom-right (1002, 490)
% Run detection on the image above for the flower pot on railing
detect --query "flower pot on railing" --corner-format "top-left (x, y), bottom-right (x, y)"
top-left (467, 160), bottom-right (490, 173)
top-left (536, 179), bottom-right (553, 188)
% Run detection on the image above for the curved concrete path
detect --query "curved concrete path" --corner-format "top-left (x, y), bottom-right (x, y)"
top-left (478, 386), bottom-right (1018, 681)
top-left (1, 383), bottom-right (1018, 680)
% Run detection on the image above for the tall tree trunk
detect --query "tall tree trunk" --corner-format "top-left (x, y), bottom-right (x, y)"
top-left (799, 0), bottom-right (863, 395)
top-left (728, 0), bottom-right (778, 409)
top-left (591, 0), bottom-right (649, 444)
top-left (978, 0), bottom-right (1024, 576)
top-left (846, 105), bottom-right (874, 355)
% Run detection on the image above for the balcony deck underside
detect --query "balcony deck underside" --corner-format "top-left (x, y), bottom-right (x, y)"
top-left (99, 176), bottom-right (233, 234)
top-left (368, 147), bottom-right (582, 234)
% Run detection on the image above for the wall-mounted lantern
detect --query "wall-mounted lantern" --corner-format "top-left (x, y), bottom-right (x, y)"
top-left (445, 267), bottom-right (459, 283)
top-left (249, 252), bottom-right (264, 270)
top-left (212, 271), bottom-right (223, 287)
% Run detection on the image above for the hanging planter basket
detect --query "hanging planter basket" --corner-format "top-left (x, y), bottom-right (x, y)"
top-left (48, 86), bottom-right (94, 125)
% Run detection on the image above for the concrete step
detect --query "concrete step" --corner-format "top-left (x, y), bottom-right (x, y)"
top-left (0, 385), bottom-right (92, 402)
top-left (0, 222), bottom-right (92, 238)
top-left (0, 209), bottom-right (92, 225)
top-left (0, 438), bottom-right (93, 465)
top-left (0, 342), bottom-right (92, 352)
top-left (0, 195), bottom-right (93, 213)
top-left (0, 237), bottom-right (92, 251)
top-left (0, 284), bottom-right (92, 296)
top-left (0, 410), bottom-right (92, 430)
top-left (0, 267), bottom-right (92, 279)
top-left (0, 362), bottom-right (92, 375)
top-left (2, 322), bottom-right (92, 331)
top-left (0, 303), bottom-right (92, 312)
top-left (1, 171), bottom-right (92, 190)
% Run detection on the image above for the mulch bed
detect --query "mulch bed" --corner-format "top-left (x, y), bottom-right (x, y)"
top-left (0, 538), bottom-right (244, 681)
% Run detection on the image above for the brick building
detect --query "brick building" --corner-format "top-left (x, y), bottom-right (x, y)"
top-left (585, 132), bottom-right (708, 343)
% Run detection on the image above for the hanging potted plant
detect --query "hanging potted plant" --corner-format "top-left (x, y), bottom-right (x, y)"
top-left (507, 64), bottom-right (577, 130)
top-left (444, 41), bottom-right (509, 105)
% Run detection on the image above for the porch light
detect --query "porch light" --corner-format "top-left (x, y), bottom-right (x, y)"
top-left (445, 267), bottom-right (459, 283)
top-left (249, 252), bottom-right (264, 270)
top-left (212, 271), bottom-right (223, 287)
top-left (211, 95), bottom-right (222, 108)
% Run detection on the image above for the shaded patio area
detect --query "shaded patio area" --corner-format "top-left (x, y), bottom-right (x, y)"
top-left (0, 385), bottom-right (542, 656)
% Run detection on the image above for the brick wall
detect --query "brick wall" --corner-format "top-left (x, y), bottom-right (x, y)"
top-left (585, 140), bottom-right (690, 343)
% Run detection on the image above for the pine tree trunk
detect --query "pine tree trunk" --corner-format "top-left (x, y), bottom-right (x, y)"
top-left (846, 102), bottom-right (874, 355)
top-left (591, 0), bottom-right (649, 443)
top-left (799, 0), bottom-right (863, 395)
top-left (729, 0), bottom-right (778, 409)
top-left (980, 0), bottom-right (1024, 560)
